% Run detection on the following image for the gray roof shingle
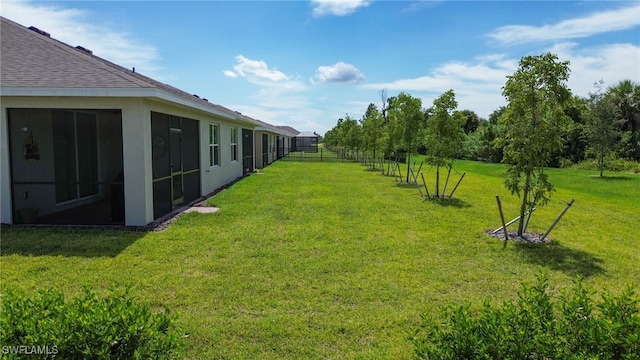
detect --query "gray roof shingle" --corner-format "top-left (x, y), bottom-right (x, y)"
top-left (1, 17), bottom-right (152, 89)
top-left (0, 16), bottom-right (245, 121)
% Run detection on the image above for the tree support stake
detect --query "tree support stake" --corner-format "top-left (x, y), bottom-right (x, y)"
top-left (496, 195), bottom-right (509, 248)
top-left (421, 173), bottom-right (430, 199)
top-left (448, 172), bottom-right (466, 198)
top-left (541, 199), bottom-right (575, 241)
top-left (442, 167), bottom-right (452, 198)
top-left (411, 168), bottom-right (423, 197)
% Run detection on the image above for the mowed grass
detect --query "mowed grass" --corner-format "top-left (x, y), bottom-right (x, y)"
top-left (1, 159), bottom-right (639, 359)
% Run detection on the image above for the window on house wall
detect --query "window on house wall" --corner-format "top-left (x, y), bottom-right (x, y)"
top-left (230, 127), bottom-right (238, 162)
top-left (209, 123), bottom-right (219, 166)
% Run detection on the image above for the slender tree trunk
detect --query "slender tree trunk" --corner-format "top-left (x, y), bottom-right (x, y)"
top-left (435, 164), bottom-right (440, 197)
top-left (599, 151), bottom-right (604, 177)
top-left (406, 153), bottom-right (411, 183)
top-left (518, 94), bottom-right (537, 236)
top-left (517, 172), bottom-right (532, 236)
top-left (372, 140), bottom-right (376, 170)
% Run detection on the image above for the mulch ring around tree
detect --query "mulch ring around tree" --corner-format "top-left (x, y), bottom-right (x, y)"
top-left (485, 229), bottom-right (550, 244)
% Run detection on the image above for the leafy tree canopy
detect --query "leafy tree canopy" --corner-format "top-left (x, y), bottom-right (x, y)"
top-left (500, 52), bottom-right (572, 236)
top-left (424, 89), bottom-right (466, 169)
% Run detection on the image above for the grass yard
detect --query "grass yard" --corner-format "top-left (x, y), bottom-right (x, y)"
top-left (1, 159), bottom-right (639, 359)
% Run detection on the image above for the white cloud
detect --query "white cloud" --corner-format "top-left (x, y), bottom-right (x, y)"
top-left (362, 59), bottom-right (508, 118)
top-left (547, 42), bottom-right (640, 97)
top-left (362, 55), bottom-right (514, 95)
top-left (224, 55), bottom-right (307, 94)
top-left (488, 4), bottom-right (640, 45)
top-left (361, 40), bottom-right (640, 119)
top-left (0, 0), bottom-right (162, 75)
top-left (311, 0), bottom-right (371, 17)
top-left (401, 0), bottom-right (445, 13)
top-left (222, 70), bottom-right (238, 78)
top-left (223, 56), bottom-right (317, 130)
top-left (315, 62), bottom-right (365, 83)
top-left (230, 103), bottom-right (327, 133)
top-left (225, 55), bottom-right (290, 82)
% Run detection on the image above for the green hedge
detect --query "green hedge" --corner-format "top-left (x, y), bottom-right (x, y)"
top-left (573, 157), bottom-right (640, 173)
top-left (1, 288), bottom-right (183, 359)
top-left (411, 275), bottom-right (640, 359)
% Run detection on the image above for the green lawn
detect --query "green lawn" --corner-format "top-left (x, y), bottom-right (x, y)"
top-left (1, 159), bottom-right (639, 359)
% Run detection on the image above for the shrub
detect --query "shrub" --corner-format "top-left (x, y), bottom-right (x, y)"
top-left (410, 275), bottom-right (640, 360)
top-left (0, 287), bottom-right (184, 359)
top-left (573, 156), bottom-right (640, 173)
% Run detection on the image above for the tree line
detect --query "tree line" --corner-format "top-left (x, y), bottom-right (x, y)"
top-left (323, 64), bottom-right (640, 177)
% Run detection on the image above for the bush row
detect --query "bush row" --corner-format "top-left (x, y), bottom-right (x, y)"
top-left (1, 287), bottom-right (183, 359)
top-left (411, 275), bottom-right (640, 359)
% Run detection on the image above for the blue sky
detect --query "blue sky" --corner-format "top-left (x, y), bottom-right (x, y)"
top-left (2, 1), bottom-right (639, 134)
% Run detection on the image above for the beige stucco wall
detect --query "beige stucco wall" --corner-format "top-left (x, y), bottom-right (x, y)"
top-left (255, 130), bottom-right (284, 169)
top-left (1, 95), bottom-right (255, 226)
top-left (143, 99), bottom-right (247, 198)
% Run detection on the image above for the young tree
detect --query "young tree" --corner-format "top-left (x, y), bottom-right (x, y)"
top-left (423, 89), bottom-right (466, 197)
top-left (323, 120), bottom-right (341, 148)
top-left (388, 92), bottom-right (423, 182)
top-left (500, 53), bottom-right (572, 237)
top-left (340, 115), bottom-right (362, 154)
top-left (382, 98), bottom-right (401, 166)
top-left (586, 81), bottom-right (620, 177)
top-left (361, 103), bottom-right (384, 165)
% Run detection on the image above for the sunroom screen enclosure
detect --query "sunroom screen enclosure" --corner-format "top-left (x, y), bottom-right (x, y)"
top-left (8, 108), bottom-right (124, 224)
top-left (151, 111), bottom-right (200, 219)
top-left (242, 128), bottom-right (254, 174)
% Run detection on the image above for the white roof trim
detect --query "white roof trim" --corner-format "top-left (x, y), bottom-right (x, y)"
top-left (254, 126), bottom-right (294, 136)
top-left (0, 86), bottom-right (259, 124)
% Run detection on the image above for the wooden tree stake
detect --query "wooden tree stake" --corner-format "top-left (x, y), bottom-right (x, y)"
top-left (421, 173), bottom-right (430, 199)
top-left (541, 199), bottom-right (575, 241)
top-left (496, 195), bottom-right (509, 248)
top-left (448, 172), bottom-right (466, 198)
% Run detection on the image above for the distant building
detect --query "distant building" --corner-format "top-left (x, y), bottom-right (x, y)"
top-left (292, 132), bottom-right (319, 153)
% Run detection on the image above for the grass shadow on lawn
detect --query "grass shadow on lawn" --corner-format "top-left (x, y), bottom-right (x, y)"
top-left (588, 175), bottom-right (634, 181)
top-left (395, 182), bottom-right (420, 189)
top-left (0, 228), bottom-right (143, 258)
top-left (514, 241), bottom-right (606, 278)
top-left (425, 197), bottom-right (472, 208)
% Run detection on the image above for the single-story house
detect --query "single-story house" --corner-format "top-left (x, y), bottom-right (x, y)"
top-left (292, 131), bottom-right (319, 153)
top-left (252, 120), bottom-right (299, 168)
top-left (0, 16), bottom-right (280, 227)
top-left (276, 126), bottom-right (300, 158)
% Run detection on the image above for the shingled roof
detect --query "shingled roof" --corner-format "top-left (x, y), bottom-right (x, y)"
top-left (275, 125), bottom-right (300, 137)
top-left (0, 16), bottom-right (254, 123)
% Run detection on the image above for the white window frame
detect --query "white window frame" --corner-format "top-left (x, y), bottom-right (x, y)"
top-left (230, 127), bottom-right (238, 162)
top-left (209, 123), bottom-right (220, 167)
